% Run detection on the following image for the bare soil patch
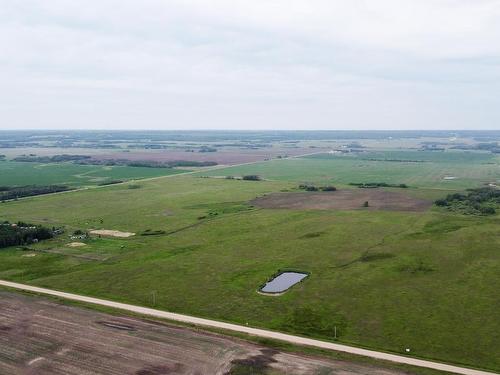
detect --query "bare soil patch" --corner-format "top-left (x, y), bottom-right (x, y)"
top-left (66, 242), bottom-right (87, 247)
top-left (0, 291), bottom-right (411, 375)
top-left (251, 189), bottom-right (432, 212)
top-left (90, 229), bottom-right (135, 238)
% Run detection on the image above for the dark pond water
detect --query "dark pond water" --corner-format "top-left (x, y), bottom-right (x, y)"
top-left (260, 272), bottom-right (308, 293)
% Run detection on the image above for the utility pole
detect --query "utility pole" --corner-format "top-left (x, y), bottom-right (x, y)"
top-left (334, 326), bottom-right (337, 340)
top-left (151, 291), bottom-right (157, 306)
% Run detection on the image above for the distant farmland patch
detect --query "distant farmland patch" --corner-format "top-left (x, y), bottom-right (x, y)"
top-left (93, 146), bottom-right (317, 165)
top-left (0, 161), bottom-right (188, 187)
top-left (203, 150), bottom-right (500, 189)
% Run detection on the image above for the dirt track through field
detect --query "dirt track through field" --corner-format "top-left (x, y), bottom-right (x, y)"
top-left (251, 189), bottom-right (432, 212)
top-left (0, 291), bottom-right (409, 375)
top-left (0, 280), bottom-right (496, 375)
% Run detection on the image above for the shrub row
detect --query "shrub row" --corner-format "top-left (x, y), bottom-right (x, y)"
top-left (298, 184), bottom-right (337, 192)
top-left (0, 185), bottom-right (72, 201)
top-left (13, 154), bottom-right (91, 163)
top-left (349, 182), bottom-right (408, 188)
top-left (77, 159), bottom-right (218, 168)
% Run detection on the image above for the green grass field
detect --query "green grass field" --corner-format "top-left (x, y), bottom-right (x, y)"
top-left (200, 150), bottom-right (500, 190)
top-left (0, 164), bottom-right (499, 372)
top-left (0, 161), bottom-right (188, 187)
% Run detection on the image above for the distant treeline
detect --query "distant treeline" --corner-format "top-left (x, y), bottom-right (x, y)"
top-left (0, 185), bottom-right (72, 201)
top-left (350, 182), bottom-right (408, 188)
top-left (12, 154), bottom-right (218, 168)
top-left (224, 175), bottom-right (263, 181)
top-left (451, 142), bottom-right (500, 154)
top-left (361, 158), bottom-right (427, 163)
top-left (241, 175), bottom-right (262, 181)
top-left (298, 184), bottom-right (337, 192)
top-left (198, 146), bottom-right (217, 152)
top-left (13, 154), bottom-right (91, 163)
top-left (0, 142), bottom-right (41, 148)
top-left (76, 159), bottom-right (217, 168)
top-left (214, 143), bottom-right (268, 148)
top-left (435, 187), bottom-right (499, 215)
top-left (419, 145), bottom-right (445, 151)
top-left (0, 221), bottom-right (54, 248)
top-left (7, 130), bottom-right (500, 142)
top-left (66, 143), bottom-right (118, 149)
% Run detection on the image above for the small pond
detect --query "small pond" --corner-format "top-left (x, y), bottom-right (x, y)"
top-left (260, 272), bottom-right (308, 294)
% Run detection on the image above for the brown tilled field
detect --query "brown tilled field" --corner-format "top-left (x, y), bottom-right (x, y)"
top-left (94, 147), bottom-right (318, 165)
top-left (0, 291), bottom-right (412, 375)
top-left (251, 189), bottom-right (432, 212)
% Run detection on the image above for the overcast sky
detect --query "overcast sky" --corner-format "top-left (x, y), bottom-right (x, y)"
top-left (1, 0), bottom-right (500, 130)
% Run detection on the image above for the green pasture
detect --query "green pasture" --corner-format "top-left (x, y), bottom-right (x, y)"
top-left (198, 150), bottom-right (500, 190)
top-left (0, 161), bottom-right (188, 187)
top-left (0, 174), bottom-right (498, 371)
top-left (334, 149), bottom-right (495, 163)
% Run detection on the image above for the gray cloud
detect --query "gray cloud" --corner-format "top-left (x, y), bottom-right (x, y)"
top-left (1, 0), bottom-right (499, 130)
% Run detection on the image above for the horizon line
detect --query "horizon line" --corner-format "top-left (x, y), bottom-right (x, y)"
top-left (1, 129), bottom-right (499, 132)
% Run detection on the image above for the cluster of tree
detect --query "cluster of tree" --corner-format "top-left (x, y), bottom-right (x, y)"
top-left (242, 175), bottom-right (262, 181)
top-left (349, 182), bottom-right (408, 188)
top-left (70, 229), bottom-right (88, 239)
top-left (218, 175), bottom-right (263, 181)
top-left (0, 185), bottom-right (72, 201)
top-left (198, 146), bottom-right (217, 152)
top-left (13, 154), bottom-right (91, 163)
top-left (0, 221), bottom-right (54, 248)
top-left (0, 155), bottom-right (5, 160)
top-left (76, 159), bottom-right (217, 168)
top-left (435, 187), bottom-right (500, 215)
top-left (298, 184), bottom-right (337, 191)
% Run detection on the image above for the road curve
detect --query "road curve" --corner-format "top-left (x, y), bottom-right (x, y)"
top-left (0, 280), bottom-right (496, 375)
